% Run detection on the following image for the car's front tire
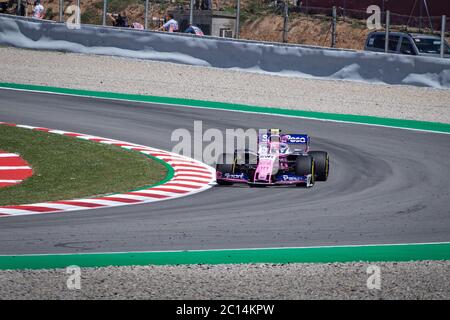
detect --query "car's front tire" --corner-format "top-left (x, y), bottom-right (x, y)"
top-left (216, 154), bottom-right (235, 185)
top-left (308, 151), bottom-right (329, 181)
top-left (295, 155), bottom-right (315, 187)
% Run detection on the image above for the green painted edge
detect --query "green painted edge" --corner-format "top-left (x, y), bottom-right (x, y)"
top-left (0, 243), bottom-right (449, 270)
top-left (129, 154), bottom-right (175, 192)
top-left (1, 82), bottom-right (450, 134)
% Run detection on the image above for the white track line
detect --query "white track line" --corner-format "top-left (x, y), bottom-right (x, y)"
top-left (0, 154), bottom-right (20, 158)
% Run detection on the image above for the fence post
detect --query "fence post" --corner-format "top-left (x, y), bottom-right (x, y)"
top-left (144, 0), bottom-right (149, 29)
top-left (102, 0), bottom-right (107, 26)
top-left (283, 1), bottom-right (289, 43)
top-left (419, 0), bottom-right (423, 32)
top-left (441, 15), bottom-right (446, 58)
top-left (190, 0), bottom-right (195, 25)
top-left (77, 0), bottom-right (81, 23)
top-left (59, 0), bottom-right (64, 22)
top-left (236, 0), bottom-right (241, 39)
top-left (76, 0), bottom-right (81, 25)
top-left (331, 6), bottom-right (336, 48)
top-left (385, 10), bottom-right (390, 53)
top-left (343, 0), bottom-right (346, 22)
top-left (423, 0), bottom-right (433, 33)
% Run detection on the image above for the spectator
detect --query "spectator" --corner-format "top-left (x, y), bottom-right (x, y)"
top-left (16, 0), bottom-right (27, 16)
top-left (201, 0), bottom-right (211, 10)
top-left (214, 0), bottom-right (220, 10)
top-left (32, 0), bottom-right (44, 19)
top-left (158, 13), bottom-right (179, 32)
top-left (195, 0), bottom-right (211, 10)
top-left (108, 12), bottom-right (129, 28)
top-left (184, 24), bottom-right (204, 36)
top-left (0, 2), bottom-right (7, 14)
top-left (131, 22), bottom-right (144, 30)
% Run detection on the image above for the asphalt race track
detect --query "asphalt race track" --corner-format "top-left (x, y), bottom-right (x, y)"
top-left (0, 89), bottom-right (449, 255)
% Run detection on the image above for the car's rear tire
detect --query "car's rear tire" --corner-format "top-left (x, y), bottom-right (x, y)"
top-left (216, 154), bottom-right (235, 185)
top-left (295, 155), bottom-right (315, 187)
top-left (308, 151), bottom-right (329, 181)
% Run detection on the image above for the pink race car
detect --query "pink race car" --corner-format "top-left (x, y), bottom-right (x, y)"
top-left (216, 129), bottom-right (329, 187)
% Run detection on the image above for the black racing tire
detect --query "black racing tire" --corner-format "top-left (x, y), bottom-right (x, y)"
top-left (308, 151), bottom-right (329, 181)
top-left (295, 155), bottom-right (314, 176)
top-left (216, 154), bottom-right (235, 186)
top-left (295, 155), bottom-right (315, 187)
top-left (216, 178), bottom-right (234, 186)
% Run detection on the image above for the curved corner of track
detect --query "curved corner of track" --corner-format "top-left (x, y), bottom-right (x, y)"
top-left (0, 122), bottom-right (216, 217)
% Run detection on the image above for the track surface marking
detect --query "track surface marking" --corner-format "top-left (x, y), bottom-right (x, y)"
top-left (0, 89), bottom-right (449, 254)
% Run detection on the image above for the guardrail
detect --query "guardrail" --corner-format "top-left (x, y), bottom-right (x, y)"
top-left (0, 13), bottom-right (449, 88)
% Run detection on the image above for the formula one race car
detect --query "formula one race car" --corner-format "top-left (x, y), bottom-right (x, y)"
top-left (216, 129), bottom-right (329, 187)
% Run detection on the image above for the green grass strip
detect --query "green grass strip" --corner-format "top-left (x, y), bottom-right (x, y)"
top-left (0, 243), bottom-right (449, 270)
top-left (1, 82), bottom-right (450, 134)
top-left (0, 125), bottom-right (168, 206)
top-left (131, 153), bottom-right (175, 191)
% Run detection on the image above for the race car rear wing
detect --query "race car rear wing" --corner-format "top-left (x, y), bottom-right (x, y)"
top-left (283, 134), bottom-right (309, 145)
top-left (257, 130), bottom-right (309, 144)
top-left (283, 134), bottom-right (310, 153)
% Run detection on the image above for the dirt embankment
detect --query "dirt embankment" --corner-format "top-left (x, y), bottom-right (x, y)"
top-left (241, 13), bottom-right (371, 50)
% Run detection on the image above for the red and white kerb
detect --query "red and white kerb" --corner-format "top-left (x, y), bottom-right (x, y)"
top-left (0, 151), bottom-right (33, 188)
top-left (0, 122), bottom-right (215, 217)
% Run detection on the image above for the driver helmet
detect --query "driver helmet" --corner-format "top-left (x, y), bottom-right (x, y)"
top-left (280, 143), bottom-right (289, 154)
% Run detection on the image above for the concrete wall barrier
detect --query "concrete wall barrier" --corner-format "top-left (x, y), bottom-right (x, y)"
top-left (1, 14), bottom-right (449, 88)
